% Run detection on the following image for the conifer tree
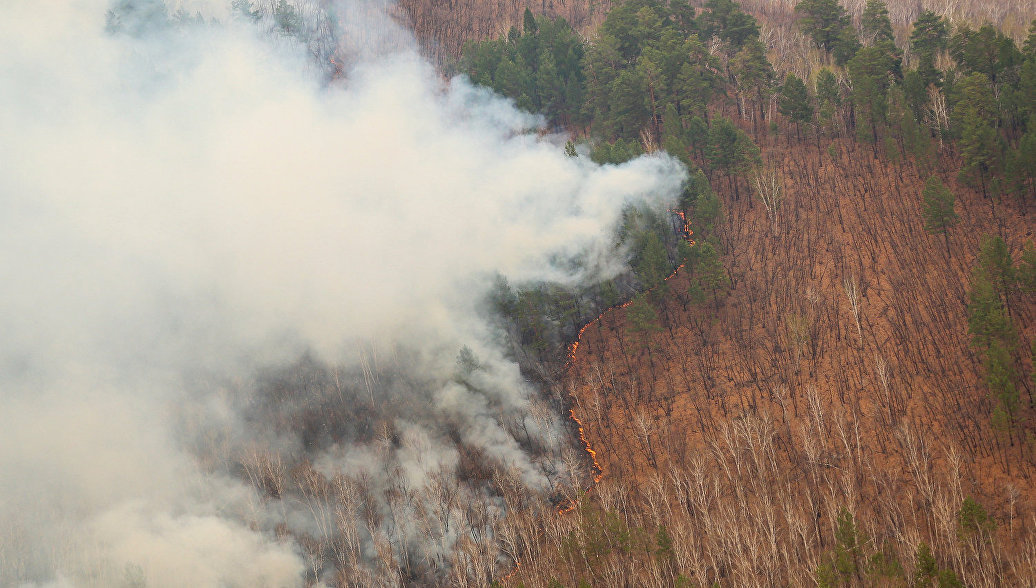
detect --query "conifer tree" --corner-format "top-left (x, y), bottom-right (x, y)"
top-left (921, 176), bottom-right (958, 249)
top-left (910, 10), bottom-right (948, 87)
top-left (795, 0), bottom-right (850, 53)
top-left (861, 0), bottom-right (893, 46)
top-left (779, 73), bottom-right (813, 140)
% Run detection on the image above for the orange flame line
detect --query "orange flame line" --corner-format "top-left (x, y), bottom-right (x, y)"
top-left (501, 209), bottom-right (695, 581)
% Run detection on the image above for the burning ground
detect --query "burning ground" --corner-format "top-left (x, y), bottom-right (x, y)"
top-left (0, 0), bottom-right (685, 585)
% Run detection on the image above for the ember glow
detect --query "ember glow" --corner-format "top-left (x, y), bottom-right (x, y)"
top-left (0, 1), bottom-right (687, 584)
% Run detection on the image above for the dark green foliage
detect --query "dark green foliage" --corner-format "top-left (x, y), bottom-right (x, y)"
top-left (815, 67), bottom-right (841, 130)
top-left (913, 543), bottom-right (963, 588)
top-left (634, 231), bottom-right (670, 289)
top-left (832, 26), bottom-right (862, 66)
top-left (958, 497), bottom-right (995, 536)
top-left (953, 73), bottom-right (1004, 197)
top-left (848, 45), bottom-right (897, 143)
top-left (523, 7), bottom-right (538, 35)
top-left (461, 14), bottom-right (586, 125)
top-left (655, 525), bottom-right (675, 563)
top-left (590, 138), bottom-right (644, 164)
top-left (706, 117), bottom-right (760, 176)
top-left (731, 38), bottom-right (775, 128)
top-left (1018, 241), bottom-right (1036, 292)
top-left (911, 10), bottom-right (949, 87)
top-left (780, 73), bottom-right (814, 137)
top-left (920, 175), bottom-right (958, 236)
top-left (985, 341), bottom-right (1020, 430)
top-left (861, 0), bottom-right (893, 46)
top-left (978, 234), bottom-right (1015, 297)
top-left (795, 0), bottom-right (850, 53)
top-left (833, 508), bottom-right (861, 580)
top-left (698, 0), bottom-right (760, 49)
top-left (968, 264), bottom-right (1014, 349)
top-left (688, 240), bottom-right (729, 305)
top-left (950, 24), bottom-right (1022, 85)
top-left (911, 10), bottom-right (949, 57)
top-left (1005, 129), bottom-right (1036, 200)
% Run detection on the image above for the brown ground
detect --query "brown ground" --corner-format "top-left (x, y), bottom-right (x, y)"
top-left (528, 134), bottom-right (1036, 585)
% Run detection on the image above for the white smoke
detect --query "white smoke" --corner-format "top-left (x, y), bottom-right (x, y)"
top-left (0, 0), bottom-right (685, 585)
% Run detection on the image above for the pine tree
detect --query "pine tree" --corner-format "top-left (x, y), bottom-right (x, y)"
top-left (861, 0), bottom-right (893, 46)
top-left (690, 240), bottom-right (729, 307)
top-left (795, 0), bottom-right (850, 53)
top-left (920, 176), bottom-right (958, 248)
top-left (911, 10), bottom-right (948, 87)
top-left (731, 38), bottom-right (774, 132)
top-left (968, 265), bottom-right (1014, 349)
top-left (848, 46), bottom-right (896, 144)
top-left (523, 7), bottom-right (538, 35)
top-left (779, 73), bottom-right (813, 140)
top-left (815, 68), bottom-right (840, 131)
top-left (956, 74), bottom-right (1004, 198)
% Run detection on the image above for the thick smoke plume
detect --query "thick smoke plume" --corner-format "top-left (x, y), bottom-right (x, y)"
top-left (0, 0), bottom-right (685, 585)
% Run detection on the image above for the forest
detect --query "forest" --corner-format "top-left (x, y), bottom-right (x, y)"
top-left (2, 0), bottom-right (1035, 586)
top-left (450, 0), bottom-right (1036, 586)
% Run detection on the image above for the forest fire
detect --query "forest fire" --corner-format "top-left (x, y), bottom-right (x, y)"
top-left (554, 209), bottom-right (695, 511)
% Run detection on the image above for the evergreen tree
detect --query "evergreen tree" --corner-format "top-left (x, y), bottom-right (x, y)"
top-left (861, 0), bottom-right (893, 46)
top-left (848, 46), bottom-right (896, 144)
top-left (832, 26), bottom-right (862, 66)
top-left (978, 234), bottom-right (1015, 298)
top-left (1017, 240), bottom-right (1036, 292)
top-left (731, 38), bottom-right (775, 132)
top-left (955, 73), bottom-right (1003, 198)
top-left (815, 67), bottom-right (841, 131)
top-left (779, 73), bottom-right (814, 139)
top-left (523, 7), bottom-right (538, 35)
top-left (690, 240), bottom-right (729, 306)
top-left (950, 24), bottom-right (1021, 85)
top-left (921, 175), bottom-right (958, 246)
top-left (968, 265), bottom-right (1014, 349)
top-left (985, 341), bottom-right (1019, 432)
top-left (795, 0), bottom-right (850, 53)
top-left (698, 0), bottom-right (759, 49)
top-left (627, 294), bottom-right (662, 344)
top-left (910, 10), bottom-right (949, 87)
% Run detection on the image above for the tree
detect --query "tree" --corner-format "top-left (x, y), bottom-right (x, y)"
top-left (780, 73), bottom-right (814, 140)
top-left (634, 230), bottom-right (671, 292)
top-left (985, 341), bottom-right (1020, 433)
top-left (627, 294), bottom-right (662, 346)
top-left (1017, 241), bottom-right (1036, 292)
top-left (968, 265), bottom-right (1014, 349)
top-left (950, 24), bottom-right (1021, 85)
top-left (861, 0), bottom-right (893, 46)
top-left (795, 0), bottom-right (850, 54)
top-left (815, 68), bottom-right (841, 131)
top-left (955, 73), bottom-right (1003, 198)
top-left (920, 176), bottom-right (958, 248)
top-left (698, 0), bottom-right (759, 49)
top-left (731, 38), bottom-right (775, 132)
top-left (910, 10), bottom-right (948, 87)
top-left (707, 117), bottom-right (761, 200)
top-left (978, 234), bottom-right (1015, 298)
top-left (689, 240), bottom-right (729, 307)
top-left (523, 7), bottom-right (538, 35)
top-left (848, 46), bottom-right (897, 144)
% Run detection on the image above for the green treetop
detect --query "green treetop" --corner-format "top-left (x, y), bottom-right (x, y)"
top-left (921, 175), bottom-right (958, 240)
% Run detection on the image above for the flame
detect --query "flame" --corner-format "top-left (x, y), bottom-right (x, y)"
top-left (501, 210), bottom-right (695, 581)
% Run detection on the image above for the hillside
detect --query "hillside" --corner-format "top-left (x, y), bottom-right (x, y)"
top-left (450, 0), bottom-right (1036, 586)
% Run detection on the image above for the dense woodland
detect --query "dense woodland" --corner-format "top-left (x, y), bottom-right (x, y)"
top-left (456, 0), bottom-right (1036, 586)
top-left (101, 0), bottom-right (1036, 585)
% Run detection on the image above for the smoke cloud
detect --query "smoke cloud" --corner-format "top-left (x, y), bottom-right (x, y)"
top-left (0, 0), bottom-right (685, 585)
